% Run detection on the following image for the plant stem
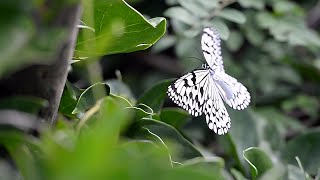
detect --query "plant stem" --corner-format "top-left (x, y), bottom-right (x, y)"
top-left (82, 0), bottom-right (106, 100)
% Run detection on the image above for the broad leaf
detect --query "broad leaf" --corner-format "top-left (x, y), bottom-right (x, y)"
top-left (72, 83), bottom-right (110, 115)
top-left (160, 107), bottom-right (191, 129)
top-left (219, 108), bottom-right (258, 174)
top-left (137, 79), bottom-right (172, 113)
top-left (243, 147), bottom-right (273, 179)
top-left (136, 118), bottom-right (202, 161)
top-left (76, 0), bottom-right (166, 56)
top-left (164, 7), bottom-right (198, 26)
top-left (218, 8), bottom-right (246, 24)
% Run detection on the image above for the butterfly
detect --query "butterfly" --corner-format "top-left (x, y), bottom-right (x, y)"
top-left (167, 27), bottom-right (250, 135)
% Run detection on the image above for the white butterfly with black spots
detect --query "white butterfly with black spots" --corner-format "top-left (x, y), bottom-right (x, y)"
top-left (167, 27), bottom-right (250, 135)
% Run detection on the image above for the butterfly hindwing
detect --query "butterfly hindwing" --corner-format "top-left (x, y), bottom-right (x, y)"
top-left (168, 70), bottom-right (231, 135)
top-left (203, 77), bottom-right (231, 135)
top-left (214, 72), bottom-right (251, 110)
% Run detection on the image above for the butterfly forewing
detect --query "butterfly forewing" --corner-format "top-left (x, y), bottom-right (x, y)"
top-left (201, 27), bottom-right (224, 70)
top-left (168, 70), bottom-right (209, 117)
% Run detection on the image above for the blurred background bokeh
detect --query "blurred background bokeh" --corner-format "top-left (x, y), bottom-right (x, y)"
top-left (1, 0), bottom-right (320, 179)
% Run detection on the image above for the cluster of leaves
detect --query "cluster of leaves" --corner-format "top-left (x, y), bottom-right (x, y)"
top-left (1, 0), bottom-right (320, 180)
top-left (0, 0), bottom-right (73, 77)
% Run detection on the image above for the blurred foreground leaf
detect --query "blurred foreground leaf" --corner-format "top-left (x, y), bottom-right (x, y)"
top-left (136, 118), bottom-right (202, 161)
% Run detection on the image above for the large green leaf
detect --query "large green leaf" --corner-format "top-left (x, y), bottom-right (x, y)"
top-left (282, 129), bottom-right (320, 175)
top-left (105, 79), bottom-right (135, 102)
top-left (160, 107), bottom-right (191, 129)
top-left (181, 157), bottom-right (225, 179)
top-left (164, 7), bottom-right (199, 26)
top-left (60, 82), bottom-right (110, 118)
top-left (176, 0), bottom-right (209, 18)
top-left (75, 0), bottom-right (166, 57)
top-left (243, 147), bottom-right (273, 179)
top-left (219, 108), bottom-right (258, 174)
top-left (231, 168), bottom-right (249, 180)
top-left (137, 79), bottom-right (172, 113)
top-left (72, 82), bottom-right (110, 115)
top-left (205, 18), bottom-right (230, 40)
top-left (259, 164), bottom-right (286, 180)
top-left (217, 8), bottom-right (246, 24)
top-left (136, 118), bottom-right (202, 161)
top-left (238, 0), bottom-right (264, 9)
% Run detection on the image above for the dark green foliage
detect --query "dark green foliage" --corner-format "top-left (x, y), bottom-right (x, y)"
top-left (1, 0), bottom-right (320, 179)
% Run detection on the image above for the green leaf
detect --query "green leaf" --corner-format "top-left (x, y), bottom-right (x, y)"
top-left (197, 0), bottom-right (219, 10)
top-left (72, 82), bottom-right (110, 115)
top-left (259, 164), bottom-right (286, 180)
top-left (5, 140), bottom-right (40, 180)
top-left (205, 18), bottom-right (229, 40)
top-left (0, 96), bottom-right (47, 114)
top-left (0, 127), bottom-right (41, 180)
top-left (282, 129), bottom-right (320, 175)
top-left (238, 0), bottom-right (264, 10)
top-left (226, 30), bottom-right (244, 52)
top-left (287, 165), bottom-right (310, 180)
top-left (160, 107), bottom-right (191, 129)
top-left (66, 80), bottom-right (83, 100)
top-left (282, 94), bottom-right (319, 120)
top-left (76, 0), bottom-right (166, 57)
top-left (273, 1), bottom-right (302, 15)
top-left (59, 81), bottom-right (85, 118)
top-left (105, 79), bottom-right (135, 102)
top-left (218, 8), bottom-right (246, 24)
top-left (220, 109), bottom-right (258, 173)
top-left (256, 13), bottom-right (320, 47)
top-left (41, 96), bottom-right (131, 180)
top-left (151, 34), bottom-right (177, 53)
top-left (231, 168), bottom-right (249, 180)
top-left (255, 108), bottom-right (304, 151)
top-left (255, 12), bottom-right (276, 28)
top-left (137, 79), bottom-right (172, 113)
top-left (177, 0), bottom-right (209, 18)
top-left (182, 157), bottom-right (225, 179)
top-left (243, 12), bottom-right (265, 46)
top-left (136, 118), bottom-right (203, 161)
top-left (243, 147), bottom-right (273, 179)
top-left (164, 7), bottom-right (199, 26)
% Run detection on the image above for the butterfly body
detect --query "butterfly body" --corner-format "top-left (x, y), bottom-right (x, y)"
top-left (167, 27), bottom-right (251, 135)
